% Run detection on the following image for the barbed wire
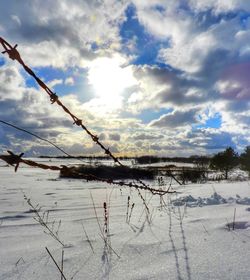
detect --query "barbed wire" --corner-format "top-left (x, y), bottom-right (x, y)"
top-left (0, 37), bottom-right (121, 164)
top-left (0, 36), bottom-right (159, 191)
top-left (0, 151), bottom-right (174, 195)
top-left (0, 119), bottom-right (157, 184)
top-left (0, 119), bottom-right (73, 157)
top-left (0, 119), bottom-right (89, 164)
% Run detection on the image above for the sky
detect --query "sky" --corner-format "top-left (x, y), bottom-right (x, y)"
top-left (0, 0), bottom-right (249, 157)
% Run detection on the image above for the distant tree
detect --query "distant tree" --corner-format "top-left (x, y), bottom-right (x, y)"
top-left (210, 147), bottom-right (239, 179)
top-left (240, 146), bottom-right (250, 176)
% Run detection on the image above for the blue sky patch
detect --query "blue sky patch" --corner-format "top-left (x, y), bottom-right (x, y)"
top-left (0, 58), bottom-right (5, 67)
top-left (206, 115), bottom-right (221, 129)
top-left (120, 4), bottom-right (169, 66)
top-left (195, 114), bottom-right (222, 130)
top-left (22, 65), bottom-right (94, 102)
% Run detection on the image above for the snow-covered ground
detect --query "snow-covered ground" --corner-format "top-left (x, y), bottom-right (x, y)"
top-left (0, 160), bottom-right (250, 280)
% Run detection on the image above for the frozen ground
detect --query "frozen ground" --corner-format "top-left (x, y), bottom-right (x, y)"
top-left (0, 160), bottom-right (250, 280)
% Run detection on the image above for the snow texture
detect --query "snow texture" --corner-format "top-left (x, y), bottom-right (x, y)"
top-left (0, 159), bottom-right (250, 280)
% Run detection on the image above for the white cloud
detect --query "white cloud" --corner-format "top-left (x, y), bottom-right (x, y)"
top-left (11, 15), bottom-right (21, 26)
top-left (0, 0), bottom-right (129, 68)
top-left (48, 79), bottom-right (63, 88)
top-left (134, 0), bottom-right (194, 42)
top-left (64, 77), bottom-right (74, 86)
top-left (0, 64), bottom-right (25, 101)
top-left (132, 1), bottom-right (250, 74)
top-left (189, 0), bottom-right (250, 14)
top-left (158, 30), bottom-right (216, 73)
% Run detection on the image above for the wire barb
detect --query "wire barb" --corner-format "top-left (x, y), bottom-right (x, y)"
top-left (0, 151), bottom-right (24, 172)
top-left (1, 39), bottom-right (22, 63)
top-left (50, 93), bottom-right (59, 104)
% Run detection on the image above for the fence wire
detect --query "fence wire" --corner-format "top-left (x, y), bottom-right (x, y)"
top-left (0, 119), bottom-right (89, 164)
top-left (0, 37), bottom-right (178, 195)
top-left (0, 151), bottom-right (173, 195)
top-left (0, 37), bottom-right (122, 165)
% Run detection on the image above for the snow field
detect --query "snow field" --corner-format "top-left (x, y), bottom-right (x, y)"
top-left (0, 162), bottom-right (250, 279)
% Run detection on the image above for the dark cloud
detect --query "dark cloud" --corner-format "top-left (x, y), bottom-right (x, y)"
top-left (132, 133), bottom-right (164, 140)
top-left (150, 108), bottom-right (198, 128)
top-left (183, 129), bottom-right (237, 151)
top-left (109, 133), bottom-right (121, 141)
top-left (99, 133), bottom-right (106, 141)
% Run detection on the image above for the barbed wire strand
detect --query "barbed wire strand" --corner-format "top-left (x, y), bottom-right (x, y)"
top-left (0, 119), bottom-right (179, 184)
top-left (0, 119), bottom-right (89, 164)
top-left (0, 151), bottom-right (174, 195)
top-left (0, 37), bottom-right (122, 165)
top-left (0, 37), bottom-right (180, 193)
top-left (0, 119), bottom-right (179, 193)
top-left (0, 37), bottom-right (156, 189)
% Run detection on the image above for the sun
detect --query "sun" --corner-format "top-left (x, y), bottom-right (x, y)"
top-left (88, 55), bottom-right (136, 105)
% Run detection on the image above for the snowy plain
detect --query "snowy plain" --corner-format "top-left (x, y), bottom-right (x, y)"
top-left (0, 159), bottom-right (250, 280)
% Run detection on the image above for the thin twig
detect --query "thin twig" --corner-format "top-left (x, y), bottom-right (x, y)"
top-left (45, 247), bottom-right (67, 280)
top-left (24, 194), bottom-right (64, 246)
top-left (233, 208), bottom-right (236, 231)
top-left (61, 249), bottom-right (64, 280)
top-left (89, 191), bottom-right (104, 239)
top-left (81, 223), bottom-right (95, 253)
top-left (98, 234), bottom-right (120, 259)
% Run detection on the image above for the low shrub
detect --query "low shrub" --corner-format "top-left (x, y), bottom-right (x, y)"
top-left (60, 165), bottom-right (155, 180)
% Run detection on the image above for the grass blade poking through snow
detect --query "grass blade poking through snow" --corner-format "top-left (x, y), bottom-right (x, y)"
top-left (45, 247), bottom-right (67, 280)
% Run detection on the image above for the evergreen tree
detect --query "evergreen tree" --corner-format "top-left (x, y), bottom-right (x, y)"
top-left (210, 147), bottom-right (239, 179)
top-left (240, 146), bottom-right (250, 176)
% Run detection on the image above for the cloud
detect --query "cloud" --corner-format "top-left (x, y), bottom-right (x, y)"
top-left (150, 108), bottom-right (199, 128)
top-left (132, 133), bottom-right (164, 140)
top-left (189, 0), bottom-right (250, 14)
top-left (109, 133), bottom-right (121, 141)
top-left (64, 77), bottom-right (74, 86)
top-left (0, 0), bottom-right (249, 156)
top-left (48, 79), bottom-right (63, 88)
top-left (0, 64), bottom-right (24, 100)
top-left (184, 128), bottom-right (237, 151)
top-left (0, 0), bottom-right (129, 68)
top-left (0, 65), bottom-right (97, 155)
top-left (215, 62), bottom-right (250, 101)
top-left (132, 1), bottom-right (250, 76)
top-left (126, 65), bottom-right (206, 113)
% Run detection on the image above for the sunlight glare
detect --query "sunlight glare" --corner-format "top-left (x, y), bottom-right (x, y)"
top-left (88, 56), bottom-right (136, 106)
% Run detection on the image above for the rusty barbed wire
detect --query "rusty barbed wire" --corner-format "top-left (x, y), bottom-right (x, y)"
top-left (0, 118), bottom-right (181, 189)
top-left (0, 151), bottom-right (174, 195)
top-left (0, 37), bottom-right (121, 164)
top-left (0, 36), bottom-right (159, 192)
top-left (0, 119), bottom-right (89, 164)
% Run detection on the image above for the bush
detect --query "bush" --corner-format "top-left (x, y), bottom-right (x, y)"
top-left (60, 165), bottom-right (156, 180)
top-left (179, 169), bottom-right (207, 184)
